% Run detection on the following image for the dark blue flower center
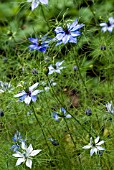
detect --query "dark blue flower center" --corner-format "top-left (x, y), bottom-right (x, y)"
top-left (107, 21), bottom-right (111, 27)
top-left (65, 29), bottom-right (70, 34)
top-left (26, 91), bottom-right (31, 96)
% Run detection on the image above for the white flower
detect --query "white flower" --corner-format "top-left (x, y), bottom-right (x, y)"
top-left (27, 0), bottom-right (48, 11)
top-left (14, 82), bottom-right (43, 105)
top-left (48, 61), bottom-right (65, 75)
top-left (83, 136), bottom-right (105, 156)
top-left (13, 142), bottom-right (42, 169)
top-left (0, 81), bottom-right (13, 93)
top-left (100, 17), bottom-right (114, 32)
top-left (106, 101), bottom-right (114, 114)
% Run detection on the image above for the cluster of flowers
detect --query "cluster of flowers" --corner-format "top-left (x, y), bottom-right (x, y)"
top-left (9, 0), bottom-right (114, 168)
top-left (11, 131), bottom-right (41, 169)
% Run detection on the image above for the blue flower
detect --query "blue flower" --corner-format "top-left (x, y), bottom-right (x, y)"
top-left (11, 131), bottom-right (25, 152)
top-left (52, 108), bottom-right (71, 121)
top-left (27, 0), bottom-right (48, 11)
top-left (12, 131), bottom-right (23, 143)
top-left (10, 144), bottom-right (20, 152)
top-left (28, 36), bottom-right (49, 53)
top-left (54, 19), bottom-right (84, 46)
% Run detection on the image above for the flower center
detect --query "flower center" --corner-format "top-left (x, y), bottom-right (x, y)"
top-left (26, 91), bottom-right (31, 96)
top-left (107, 21), bottom-right (111, 27)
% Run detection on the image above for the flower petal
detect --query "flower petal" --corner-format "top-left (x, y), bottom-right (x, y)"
top-left (14, 91), bottom-right (26, 98)
top-left (30, 149), bottom-right (42, 156)
top-left (26, 159), bottom-right (32, 169)
top-left (31, 1), bottom-right (39, 11)
top-left (21, 142), bottom-right (27, 150)
top-left (24, 96), bottom-right (31, 105)
top-left (95, 136), bottom-right (100, 144)
top-left (96, 146), bottom-right (105, 151)
top-left (16, 158), bottom-right (25, 166)
top-left (83, 145), bottom-right (91, 149)
top-left (90, 148), bottom-right (96, 156)
top-left (29, 83), bottom-right (39, 92)
top-left (96, 140), bottom-right (104, 146)
top-left (32, 90), bottom-right (43, 95)
top-left (12, 152), bottom-right (23, 158)
top-left (27, 144), bottom-right (33, 154)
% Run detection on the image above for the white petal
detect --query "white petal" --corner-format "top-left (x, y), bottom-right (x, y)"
top-left (109, 17), bottom-right (114, 24)
top-left (96, 146), bottom-right (105, 151)
top-left (26, 159), bottom-right (32, 169)
top-left (83, 145), bottom-right (91, 149)
top-left (29, 83), bottom-right (39, 92)
top-left (66, 114), bottom-right (72, 118)
top-left (21, 142), bottom-right (27, 150)
top-left (16, 158), bottom-right (25, 166)
top-left (107, 26), bottom-right (113, 32)
top-left (99, 23), bottom-right (107, 27)
top-left (48, 65), bottom-right (55, 75)
top-left (95, 136), bottom-right (100, 144)
top-left (32, 90), bottom-right (43, 95)
top-left (90, 148), bottom-right (95, 156)
top-left (24, 96), bottom-right (31, 105)
top-left (55, 69), bottom-right (61, 74)
top-left (101, 27), bottom-right (107, 32)
top-left (27, 144), bottom-right (33, 154)
top-left (30, 149), bottom-right (42, 156)
top-left (96, 140), bottom-right (104, 146)
top-left (14, 91), bottom-right (26, 97)
top-left (13, 152), bottom-right (23, 158)
top-left (31, 1), bottom-right (39, 11)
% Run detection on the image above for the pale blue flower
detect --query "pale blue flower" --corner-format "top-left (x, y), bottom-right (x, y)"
top-left (14, 83), bottom-right (43, 105)
top-left (48, 61), bottom-right (65, 75)
top-left (100, 17), bottom-right (114, 32)
top-left (27, 0), bottom-right (48, 11)
top-left (54, 19), bottom-right (84, 45)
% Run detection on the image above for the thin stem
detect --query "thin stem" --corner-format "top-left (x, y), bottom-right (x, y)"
top-left (31, 105), bottom-right (52, 155)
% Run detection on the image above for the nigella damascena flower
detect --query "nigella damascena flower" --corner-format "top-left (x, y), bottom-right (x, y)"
top-left (13, 142), bottom-right (41, 169)
top-left (100, 17), bottom-right (114, 32)
top-left (83, 136), bottom-right (105, 156)
top-left (28, 36), bottom-right (49, 53)
top-left (0, 81), bottom-right (13, 93)
top-left (48, 61), bottom-right (65, 75)
top-left (14, 83), bottom-right (43, 105)
top-left (106, 101), bottom-right (114, 114)
top-left (11, 131), bottom-right (25, 152)
top-left (54, 19), bottom-right (84, 46)
top-left (53, 107), bottom-right (71, 121)
top-left (27, 0), bottom-right (48, 11)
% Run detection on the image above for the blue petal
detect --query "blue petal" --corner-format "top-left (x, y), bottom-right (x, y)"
top-left (31, 95), bottom-right (37, 102)
top-left (28, 38), bottom-right (38, 44)
top-left (61, 107), bottom-right (66, 115)
top-left (53, 112), bottom-right (59, 121)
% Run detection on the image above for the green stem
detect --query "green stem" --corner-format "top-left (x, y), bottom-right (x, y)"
top-left (31, 105), bottom-right (52, 155)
